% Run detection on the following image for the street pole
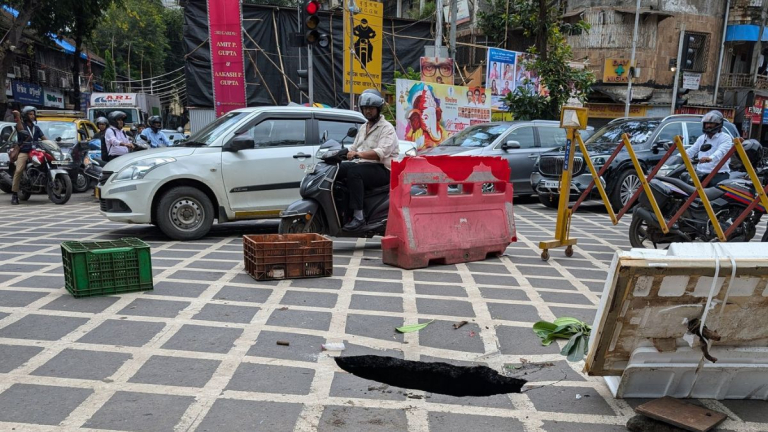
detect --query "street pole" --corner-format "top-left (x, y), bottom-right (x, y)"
top-left (308, 45), bottom-right (314, 105)
top-left (298, 4), bottom-right (303, 104)
top-left (450, 0), bottom-right (457, 66)
top-left (435, 0), bottom-right (443, 49)
top-left (671, 23), bottom-right (687, 115)
top-left (348, 0), bottom-right (355, 110)
top-left (625, 0), bottom-right (640, 117)
top-left (713, 0), bottom-right (731, 105)
top-left (751, 6), bottom-right (766, 86)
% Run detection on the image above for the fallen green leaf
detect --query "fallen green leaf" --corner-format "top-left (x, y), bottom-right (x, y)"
top-left (396, 320), bottom-right (434, 333)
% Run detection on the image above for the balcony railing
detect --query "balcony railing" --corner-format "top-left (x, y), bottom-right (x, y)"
top-left (720, 72), bottom-right (768, 89)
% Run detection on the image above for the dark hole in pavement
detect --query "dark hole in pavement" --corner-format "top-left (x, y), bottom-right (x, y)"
top-left (335, 355), bottom-right (526, 397)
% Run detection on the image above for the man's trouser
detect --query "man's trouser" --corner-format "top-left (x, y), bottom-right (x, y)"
top-left (337, 162), bottom-right (390, 211)
top-left (11, 152), bottom-right (28, 193)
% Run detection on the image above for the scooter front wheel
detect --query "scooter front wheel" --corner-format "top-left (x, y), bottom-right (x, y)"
top-left (279, 214), bottom-right (325, 234)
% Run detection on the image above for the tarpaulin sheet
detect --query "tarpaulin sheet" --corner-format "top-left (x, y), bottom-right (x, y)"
top-left (184, 0), bottom-right (433, 108)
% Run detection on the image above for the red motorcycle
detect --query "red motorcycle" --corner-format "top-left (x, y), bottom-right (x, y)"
top-left (0, 140), bottom-right (73, 204)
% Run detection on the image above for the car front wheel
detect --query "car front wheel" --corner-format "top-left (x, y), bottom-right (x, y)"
top-left (156, 186), bottom-right (214, 241)
top-left (611, 170), bottom-right (642, 211)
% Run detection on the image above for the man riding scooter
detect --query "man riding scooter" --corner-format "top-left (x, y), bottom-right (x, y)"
top-left (685, 110), bottom-right (733, 185)
top-left (338, 89), bottom-right (399, 231)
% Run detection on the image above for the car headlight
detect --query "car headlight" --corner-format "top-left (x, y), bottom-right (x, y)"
top-left (113, 157), bottom-right (176, 182)
top-left (405, 148), bottom-right (416, 157)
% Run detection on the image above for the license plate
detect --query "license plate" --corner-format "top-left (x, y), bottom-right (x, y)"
top-left (94, 187), bottom-right (101, 199)
top-left (543, 180), bottom-right (560, 189)
top-left (51, 160), bottom-right (67, 165)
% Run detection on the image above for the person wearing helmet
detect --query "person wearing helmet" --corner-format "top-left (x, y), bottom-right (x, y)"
top-left (685, 110), bottom-right (733, 185)
top-left (93, 117), bottom-right (112, 163)
top-left (9, 106), bottom-right (48, 205)
top-left (140, 116), bottom-right (171, 148)
top-left (105, 111), bottom-right (134, 158)
top-left (338, 89), bottom-right (399, 231)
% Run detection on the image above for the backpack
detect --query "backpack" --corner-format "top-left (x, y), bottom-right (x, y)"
top-left (100, 133), bottom-right (111, 163)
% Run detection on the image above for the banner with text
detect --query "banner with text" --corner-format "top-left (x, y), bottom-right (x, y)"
top-left (12, 81), bottom-right (43, 106)
top-left (395, 79), bottom-right (491, 151)
top-left (44, 88), bottom-right (65, 108)
top-left (344, 0), bottom-right (383, 94)
top-left (207, 0), bottom-right (246, 117)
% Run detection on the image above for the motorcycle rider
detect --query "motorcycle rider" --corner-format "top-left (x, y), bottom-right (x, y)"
top-left (339, 89), bottom-right (399, 231)
top-left (686, 110), bottom-right (733, 185)
top-left (140, 116), bottom-right (171, 148)
top-left (105, 111), bottom-right (134, 158)
top-left (10, 106), bottom-right (48, 205)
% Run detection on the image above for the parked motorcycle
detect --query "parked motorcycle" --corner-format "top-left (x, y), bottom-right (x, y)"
top-left (629, 165), bottom-right (768, 248)
top-left (0, 140), bottom-right (73, 204)
top-left (278, 138), bottom-right (389, 238)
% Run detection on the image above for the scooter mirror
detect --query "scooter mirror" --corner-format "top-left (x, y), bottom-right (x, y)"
top-left (347, 127), bottom-right (358, 138)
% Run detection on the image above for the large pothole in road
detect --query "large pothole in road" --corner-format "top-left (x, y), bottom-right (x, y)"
top-left (335, 355), bottom-right (526, 397)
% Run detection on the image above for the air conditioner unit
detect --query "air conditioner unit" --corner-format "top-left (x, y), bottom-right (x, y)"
top-left (61, 77), bottom-right (70, 88)
top-left (37, 70), bottom-right (46, 83)
top-left (21, 65), bottom-right (30, 79)
top-left (12, 66), bottom-right (21, 77)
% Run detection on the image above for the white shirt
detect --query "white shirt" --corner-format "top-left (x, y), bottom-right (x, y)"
top-left (350, 117), bottom-right (399, 170)
top-left (105, 127), bottom-right (131, 157)
top-left (685, 131), bottom-right (733, 174)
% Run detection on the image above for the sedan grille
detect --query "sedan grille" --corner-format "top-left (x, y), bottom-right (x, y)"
top-left (539, 156), bottom-right (584, 176)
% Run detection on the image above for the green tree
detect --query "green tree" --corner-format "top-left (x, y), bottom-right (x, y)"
top-left (408, 1), bottom-right (436, 20)
top-left (479, 0), bottom-right (594, 120)
top-left (60, 0), bottom-right (117, 107)
top-left (91, 0), bottom-right (169, 85)
top-left (103, 50), bottom-right (117, 91)
top-left (162, 7), bottom-right (185, 73)
top-left (0, 0), bottom-right (76, 111)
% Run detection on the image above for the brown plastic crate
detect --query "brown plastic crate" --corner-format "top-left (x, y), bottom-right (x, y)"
top-left (243, 233), bottom-right (333, 281)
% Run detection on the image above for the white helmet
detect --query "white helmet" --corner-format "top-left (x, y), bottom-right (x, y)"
top-left (701, 110), bottom-right (724, 135)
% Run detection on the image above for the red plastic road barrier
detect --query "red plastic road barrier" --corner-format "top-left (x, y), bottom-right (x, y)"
top-left (381, 156), bottom-right (516, 269)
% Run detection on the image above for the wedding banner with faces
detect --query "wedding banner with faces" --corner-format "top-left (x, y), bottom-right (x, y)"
top-left (395, 79), bottom-right (491, 151)
top-left (486, 48), bottom-right (541, 110)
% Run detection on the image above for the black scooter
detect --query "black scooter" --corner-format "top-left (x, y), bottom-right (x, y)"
top-left (278, 138), bottom-right (390, 238)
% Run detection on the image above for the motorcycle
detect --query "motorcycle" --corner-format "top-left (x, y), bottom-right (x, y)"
top-left (629, 163), bottom-right (768, 248)
top-left (69, 140), bottom-right (102, 193)
top-left (278, 136), bottom-right (389, 238)
top-left (0, 140), bottom-right (73, 204)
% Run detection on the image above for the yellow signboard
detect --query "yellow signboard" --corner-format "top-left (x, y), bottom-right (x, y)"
top-left (344, 0), bottom-right (383, 94)
top-left (603, 59), bottom-right (633, 84)
top-left (586, 103), bottom-right (647, 118)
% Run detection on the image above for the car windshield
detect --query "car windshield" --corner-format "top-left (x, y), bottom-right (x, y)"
top-left (185, 111), bottom-right (248, 146)
top-left (439, 124), bottom-right (509, 147)
top-left (586, 120), bottom-right (660, 148)
top-left (37, 121), bottom-right (77, 146)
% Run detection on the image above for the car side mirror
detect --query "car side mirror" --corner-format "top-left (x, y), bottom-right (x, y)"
top-left (56, 137), bottom-right (62, 142)
top-left (501, 140), bottom-right (521, 151)
top-left (347, 127), bottom-right (358, 138)
top-left (223, 134), bottom-right (254, 152)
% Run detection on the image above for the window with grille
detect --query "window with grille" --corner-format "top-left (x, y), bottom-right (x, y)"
top-left (682, 32), bottom-right (710, 73)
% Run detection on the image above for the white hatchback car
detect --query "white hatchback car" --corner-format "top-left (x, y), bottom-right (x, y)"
top-left (97, 106), bottom-right (366, 240)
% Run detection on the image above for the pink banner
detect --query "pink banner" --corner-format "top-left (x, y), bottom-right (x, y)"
top-left (208, 0), bottom-right (246, 117)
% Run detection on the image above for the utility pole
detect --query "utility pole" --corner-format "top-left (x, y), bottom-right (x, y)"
top-left (308, 45), bottom-right (314, 105)
top-left (297, 4), bottom-right (303, 104)
top-left (449, 0), bottom-right (457, 66)
top-left (435, 0), bottom-right (443, 49)
top-left (751, 5), bottom-right (767, 86)
top-left (671, 23), bottom-right (687, 115)
top-left (625, 0), bottom-right (640, 117)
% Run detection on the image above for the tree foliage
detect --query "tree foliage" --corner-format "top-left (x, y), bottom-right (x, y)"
top-left (408, 1), bottom-right (436, 20)
top-left (91, 0), bottom-right (170, 83)
top-left (103, 50), bottom-right (117, 92)
top-left (162, 7), bottom-right (185, 73)
top-left (479, 0), bottom-right (595, 120)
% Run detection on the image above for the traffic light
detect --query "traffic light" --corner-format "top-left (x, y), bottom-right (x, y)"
top-left (675, 88), bottom-right (690, 110)
top-left (302, 0), bottom-right (329, 47)
top-left (682, 35), bottom-right (697, 71)
top-left (297, 69), bottom-right (309, 94)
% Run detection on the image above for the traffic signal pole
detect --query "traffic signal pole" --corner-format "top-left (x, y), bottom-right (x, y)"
top-left (670, 23), bottom-right (686, 114)
top-left (308, 45), bottom-right (314, 105)
top-left (348, 0), bottom-right (355, 110)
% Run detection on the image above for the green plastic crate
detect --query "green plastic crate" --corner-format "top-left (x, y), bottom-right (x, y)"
top-left (61, 238), bottom-right (153, 298)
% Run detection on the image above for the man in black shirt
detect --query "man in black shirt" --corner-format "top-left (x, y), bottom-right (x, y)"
top-left (11, 106), bottom-right (47, 205)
